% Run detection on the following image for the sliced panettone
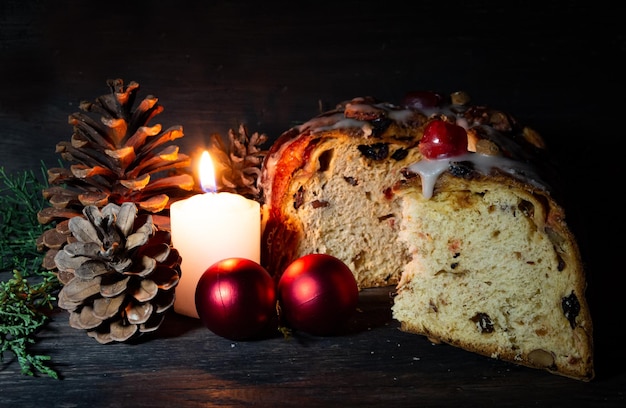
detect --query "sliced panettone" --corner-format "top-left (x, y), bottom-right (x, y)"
top-left (259, 91), bottom-right (593, 381)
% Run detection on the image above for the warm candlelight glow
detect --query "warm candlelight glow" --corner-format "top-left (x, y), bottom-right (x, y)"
top-left (199, 151), bottom-right (217, 193)
top-left (170, 150), bottom-right (261, 318)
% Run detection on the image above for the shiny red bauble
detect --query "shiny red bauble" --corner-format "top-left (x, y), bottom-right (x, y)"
top-left (278, 254), bottom-right (359, 336)
top-left (195, 258), bottom-right (276, 341)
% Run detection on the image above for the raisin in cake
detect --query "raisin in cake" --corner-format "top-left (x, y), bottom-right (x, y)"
top-left (258, 91), bottom-right (594, 381)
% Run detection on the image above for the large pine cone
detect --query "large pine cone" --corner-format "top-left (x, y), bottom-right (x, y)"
top-left (37, 78), bottom-right (198, 271)
top-left (55, 202), bottom-right (181, 344)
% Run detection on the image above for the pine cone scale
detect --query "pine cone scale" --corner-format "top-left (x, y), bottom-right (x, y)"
top-left (68, 113), bottom-right (115, 150)
top-left (105, 146), bottom-right (136, 169)
top-left (78, 192), bottom-right (109, 207)
top-left (119, 174), bottom-right (150, 191)
top-left (68, 216), bottom-right (101, 244)
top-left (125, 124), bottom-right (161, 151)
top-left (100, 275), bottom-right (130, 297)
top-left (135, 279), bottom-right (159, 302)
top-left (125, 302), bottom-right (152, 325)
top-left (108, 321), bottom-right (138, 343)
top-left (136, 195), bottom-right (169, 213)
top-left (79, 306), bottom-right (105, 329)
top-left (75, 259), bottom-right (109, 280)
top-left (92, 295), bottom-right (125, 320)
top-left (40, 228), bottom-right (69, 250)
top-left (70, 164), bottom-right (116, 180)
top-left (60, 275), bottom-right (102, 304)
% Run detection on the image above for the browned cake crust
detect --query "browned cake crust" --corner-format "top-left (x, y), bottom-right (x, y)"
top-left (258, 92), bottom-right (594, 381)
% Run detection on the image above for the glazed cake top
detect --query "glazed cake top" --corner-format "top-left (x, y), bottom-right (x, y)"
top-left (261, 91), bottom-right (556, 202)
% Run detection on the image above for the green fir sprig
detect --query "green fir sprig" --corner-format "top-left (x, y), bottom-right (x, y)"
top-left (0, 165), bottom-right (61, 379)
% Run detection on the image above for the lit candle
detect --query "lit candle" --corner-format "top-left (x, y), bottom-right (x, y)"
top-left (170, 151), bottom-right (261, 318)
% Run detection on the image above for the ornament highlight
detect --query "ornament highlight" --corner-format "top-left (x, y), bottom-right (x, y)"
top-left (278, 254), bottom-right (359, 336)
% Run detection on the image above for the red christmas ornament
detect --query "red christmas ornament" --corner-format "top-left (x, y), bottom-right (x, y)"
top-left (195, 258), bottom-right (276, 340)
top-left (278, 254), bottom-right (359, 336)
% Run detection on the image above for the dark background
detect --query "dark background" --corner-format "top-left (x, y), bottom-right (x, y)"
top-left (1, 1), bottom-right (624, 407)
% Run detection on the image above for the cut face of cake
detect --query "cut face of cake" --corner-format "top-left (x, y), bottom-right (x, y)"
top-left (261, 126), bottom-right (417, 288)
top-left (258, 92), bottom-right (594, 381)
top-left (393, 175), bottom-right (592, 381)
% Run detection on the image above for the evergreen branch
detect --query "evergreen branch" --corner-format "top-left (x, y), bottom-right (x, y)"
top-left (0, 165), bottom-right (61, 379)
top-left (1, 268), bottom-right (59, 379)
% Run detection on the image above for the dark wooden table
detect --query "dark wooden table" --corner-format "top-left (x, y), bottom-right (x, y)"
top-left (1, 1), bottom-right (624, 406)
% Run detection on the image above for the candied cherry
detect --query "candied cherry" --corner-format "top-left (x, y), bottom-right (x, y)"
top-left (401, 90), bottom-right (443, 109)
top-left (419, 120), bottom-right (468, 159)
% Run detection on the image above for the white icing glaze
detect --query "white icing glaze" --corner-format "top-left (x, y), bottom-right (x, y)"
top-left (386, 107), bottom-right (415, 122)
top-left (408, 152), bottom-right (547, 199)
top-left (407, 158), bottom-right (450, 199)
top-left (308, 117), bottom-right (373, 137)
top-left (455, 116), bottom-right (469, 130)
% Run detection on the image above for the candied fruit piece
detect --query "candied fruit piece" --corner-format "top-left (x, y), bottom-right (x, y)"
top-left (401, 90), bottom-right (443, 109)
top-left (311, 200), bottom-right (329, 209)
top-left (358, 143), bottom-right (389, 161)
top-left (391, 148), bottom-right (409, 161)
top-left (448, 161), bottom-right (475, 178)
top-left (293, 186), bottom-right (305, 210)
top-left (562, 291), bottom-right (580, 329)
top-left (419, 120), bottom-right (468, 159)
top-left (471, 312), bottom-right (494, 333)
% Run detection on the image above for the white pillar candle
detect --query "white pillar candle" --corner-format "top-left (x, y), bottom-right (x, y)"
top-left (170, 152), bottom-right (261, 318)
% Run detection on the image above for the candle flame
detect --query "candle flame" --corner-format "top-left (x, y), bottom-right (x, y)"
top-left (199, 151), bottom-right (217, 193)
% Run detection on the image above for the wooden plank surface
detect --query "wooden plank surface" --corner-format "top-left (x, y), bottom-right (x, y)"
top-left (1, 1), bottom-right (624, 406)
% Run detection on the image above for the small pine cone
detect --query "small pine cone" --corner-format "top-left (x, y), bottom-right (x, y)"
top-left (208, 124), bottom-right (268, 200)
top-left (54, 202), bottom-right (181, 344)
